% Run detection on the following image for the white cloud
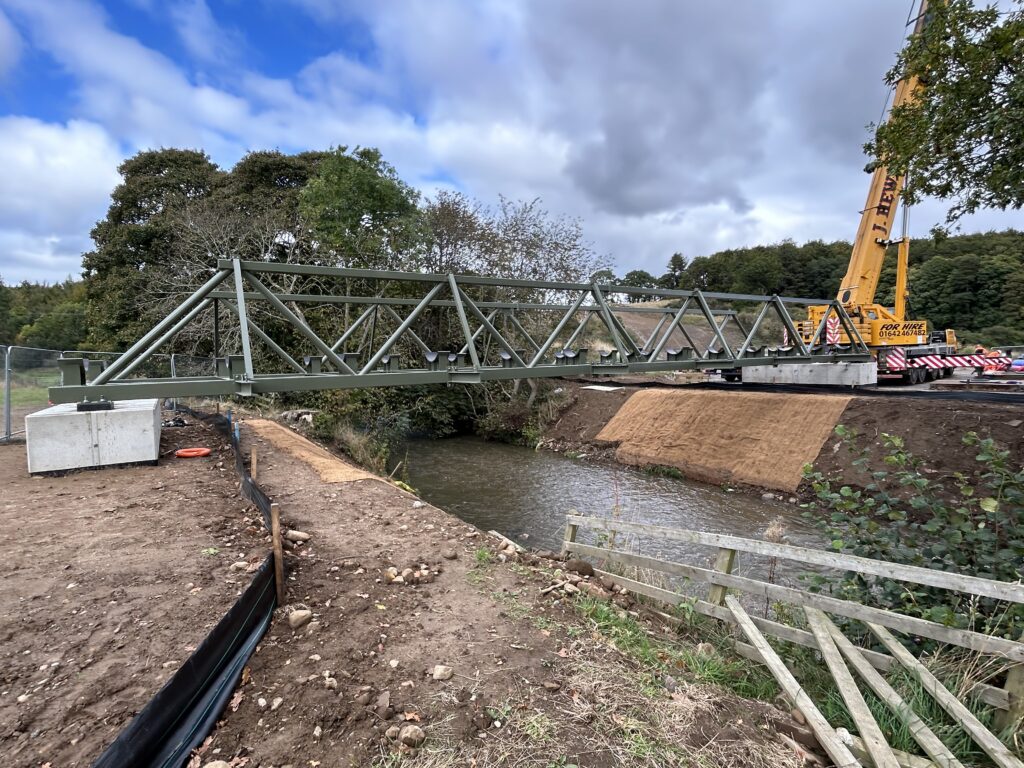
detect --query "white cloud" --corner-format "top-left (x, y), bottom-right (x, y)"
top-left (168, 0), bottom-right (244, 67)
top-left (0, 117), bottom-right (122, 282)
top-left (0, 9), bottom-right (22, 78)
top-left (0, 0), bottom-right (1020, 286)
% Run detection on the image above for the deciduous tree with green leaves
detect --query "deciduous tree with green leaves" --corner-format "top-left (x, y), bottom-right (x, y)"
top-left (866, 0), bottom-right (1024, 229)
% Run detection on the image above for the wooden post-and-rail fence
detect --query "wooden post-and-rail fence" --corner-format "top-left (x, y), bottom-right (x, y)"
top-left (562, 514), bottom-right (1024, 768)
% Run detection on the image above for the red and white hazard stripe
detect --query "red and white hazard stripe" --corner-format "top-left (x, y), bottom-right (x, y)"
top-left (885, 347), bottom-right (907, 370)
top-left (826, 316), bottom-right (841, 345)
top-left (909, 355), bottom-right (1011, 369)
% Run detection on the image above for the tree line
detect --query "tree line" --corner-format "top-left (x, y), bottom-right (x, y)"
top-left (611, 230), bottom-right (1024, 346)
top-left (2, 145), bottom-right (1023, 352)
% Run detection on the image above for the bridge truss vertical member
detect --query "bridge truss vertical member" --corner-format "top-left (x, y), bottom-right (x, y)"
top-left (49, 259), bottom-right (871, 403)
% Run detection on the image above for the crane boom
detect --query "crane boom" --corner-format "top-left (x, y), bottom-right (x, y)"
top-left (800, 0), bottom-right (958, 359)
top-left (837, 5), bottom-right (926, 311)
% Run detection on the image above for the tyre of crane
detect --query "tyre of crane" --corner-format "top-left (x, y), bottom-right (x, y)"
top-left (927, 368), bottom-right (939, 382)
top-left (943, 367), bottom-right (954, 378)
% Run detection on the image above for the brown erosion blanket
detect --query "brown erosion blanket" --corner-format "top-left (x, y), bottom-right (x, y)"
top-left (595, 389), bottom-right (851, 492)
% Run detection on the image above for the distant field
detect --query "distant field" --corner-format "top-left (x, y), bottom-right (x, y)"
top-left (5, 370), bottom-right (59, 407)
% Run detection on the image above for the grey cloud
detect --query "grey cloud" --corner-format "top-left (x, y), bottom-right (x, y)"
top-left (524, 0), bottom-right (776, 216)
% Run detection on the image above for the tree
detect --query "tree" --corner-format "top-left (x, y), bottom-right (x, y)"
top-left (658, 252), bottom-right (687, 289)
top-left (300, 146), bottom-right (420, 270)
top-left (83, 149), bottom-right (223, 350)
top-left (17, 300), bottom-right (88, 350)
top-left (620, 269), bottom-right (658, 303)
top-left (866, 0), bottom-right (1024, 228)
top-left (0, 276), bottom-right (13, 345)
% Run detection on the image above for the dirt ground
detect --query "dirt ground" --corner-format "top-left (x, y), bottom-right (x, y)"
top-left (0, 418), bottom-right (266, 768)
top-left (194, 419), bottom-right (800, 768)
top-left (594, 389), bottom-right (850, 493)
top-left (612, 305), bottom-right (744, 354)
top-left (813, 396), bottom-right (1024, 484)
top-left (544, 382), bottom-right (1023, 494)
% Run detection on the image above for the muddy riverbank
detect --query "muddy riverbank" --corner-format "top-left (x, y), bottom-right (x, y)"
top-left (543, 382), bottom-right (1024, 494)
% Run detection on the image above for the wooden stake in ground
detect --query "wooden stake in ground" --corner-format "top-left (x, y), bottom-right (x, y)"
top-left (805, 607), bottom-right (899, 768)
top-left (270, 502), bottom-right (285, 606)
top-left (724, 596), bottom-right (861, 768)
top-left (821, 614), bottom-right (966, 768)
top-left (866, 622), bottom-right (1024, 768)
top-left (250, 447), bottom-right (258, 483)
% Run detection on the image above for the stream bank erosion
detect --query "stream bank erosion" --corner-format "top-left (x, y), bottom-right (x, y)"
top-left (543, 383), bottom-right (1024, 493)
top-left (196, 419), bottom-right (800, 767)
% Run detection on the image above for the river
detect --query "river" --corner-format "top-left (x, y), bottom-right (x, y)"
top-left (398, 435), bottom-right (821, 585)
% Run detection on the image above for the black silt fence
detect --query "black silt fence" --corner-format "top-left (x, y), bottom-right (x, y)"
top-left (92, 407), bottom-right (281, 768)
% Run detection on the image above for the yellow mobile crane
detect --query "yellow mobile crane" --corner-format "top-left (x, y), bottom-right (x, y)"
top-left (798, 0), bottom-right (959, 384)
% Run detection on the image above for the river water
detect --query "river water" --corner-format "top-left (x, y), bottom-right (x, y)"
top-left (398, 435), bottom-right (821, 585)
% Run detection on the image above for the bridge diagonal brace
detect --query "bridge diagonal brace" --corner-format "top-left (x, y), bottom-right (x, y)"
top-left (805, 305), bottom-right (834, 349)
top-left (448, 274), bottom-right (481, 370)
top-left (735, 301), bottom-right (771, 359)
top-left (641, 312), bottom-right (670, 354)
top-left (504, 312), bottom-right (542, 354)
top-left (649, 297), bottom-right (696, 361)
top-left (770, 296), bottom-right (809, 356)
top-left (382, 305), bottom-right (434, 357)
top-left (458, 309), bottom-right (499, 356)
top-left (93, 268), bottom-right (230, 385)
top-left (590, 285), bottom-right (632, 361)
top-left (325, 305), bottom-right (376, 361)
top-left (361, 282), bottom-right (445, 374)
top-left (728, 312), bottom-right (751, 340)
top-left (834, 302), bottom-right (870, 353)
top-left (223, 300), bottom-right (306, 375)
top-left (114, 298), bottom-right (213, 381)
top-left (563, 311), bottom-right (593, 350)
top-left (528, 289), bottom-right (589, 367)
top-left (694, 291), bottom-right (735, 360)
top-left (244, 272), bottom-right (356, 375)
top-left (457, 288), bottom-right (527, 367)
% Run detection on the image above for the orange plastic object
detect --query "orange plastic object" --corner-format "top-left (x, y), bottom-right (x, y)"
top-left (175, 447), bottom-right (212, 458)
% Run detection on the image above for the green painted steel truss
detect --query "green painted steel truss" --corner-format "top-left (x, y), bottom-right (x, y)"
top-left (49, 259), bottom-right (871, 403)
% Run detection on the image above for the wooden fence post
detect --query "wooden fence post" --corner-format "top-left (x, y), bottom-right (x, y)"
top-left (562, 521), bottom-right (578, 558)
top-left (250, 448), bottom-right (258, 483)
top-left (995, 654), bottom-right (1024, 733)
top-left (270, 502), bottom-right (285, 606)
top-left (707, 547), bottom-right (737, 606)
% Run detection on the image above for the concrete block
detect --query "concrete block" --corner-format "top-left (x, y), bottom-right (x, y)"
top-left (740, 362), bottom-right (877, 386)
top-left (26, 399), bottom-right (161, 473)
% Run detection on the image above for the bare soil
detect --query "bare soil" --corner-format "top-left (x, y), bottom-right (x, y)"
top-left (0, 418), bottom-right (266, 767)
top-left (612, 305), bottom-right (744, 353)
top-left (543, 382), bottom-right (1023, 494)
top-left (194, 420), bottom-right (799, 768)
top-left (812, 395), bottom-right (1024, 484)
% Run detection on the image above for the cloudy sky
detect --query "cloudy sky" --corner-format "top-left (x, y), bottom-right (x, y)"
top-left (0, 0), bottom-right (1018, 284)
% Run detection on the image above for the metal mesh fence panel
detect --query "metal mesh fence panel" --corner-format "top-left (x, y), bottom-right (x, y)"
top-left (7, 346), bottom-right (62, 438)
top-left (1, 346), bottom-right (9, 442)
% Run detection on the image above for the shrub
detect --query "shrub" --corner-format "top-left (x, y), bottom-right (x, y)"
top-left (803, 427), bottom-right (1023, 642)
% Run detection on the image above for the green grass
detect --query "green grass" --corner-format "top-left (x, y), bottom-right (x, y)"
top-left (790, 642), bottom-right (1018, 765)
top-left (641, 464), bottom-right (686, 481)
top-left (4, 370), bottom-right (61, 407)
top-left (474, 547), bottom-right (493, 566)
top-left (573, 596), bottom-right (779, 701)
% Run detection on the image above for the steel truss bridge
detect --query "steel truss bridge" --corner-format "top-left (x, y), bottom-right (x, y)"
top-left (49, 259), bottom-right (870, 404)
